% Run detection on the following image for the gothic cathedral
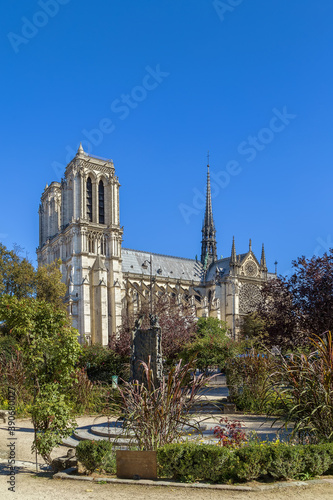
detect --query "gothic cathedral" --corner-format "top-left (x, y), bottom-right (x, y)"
top-left (37, 145), bottom-right (273, 345)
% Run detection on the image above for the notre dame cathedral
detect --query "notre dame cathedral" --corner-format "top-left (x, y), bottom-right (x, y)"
top-left (37, 144), bottom-right (273, 345)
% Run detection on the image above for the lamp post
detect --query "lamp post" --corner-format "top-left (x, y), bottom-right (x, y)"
top-left (142, 255), bottom-right (153, 314)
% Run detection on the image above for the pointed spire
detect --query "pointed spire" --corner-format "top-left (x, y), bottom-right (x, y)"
top-left (230, 236), bottom-right (237, 264)
top-left (260, 243), bottom-right (267, 269)
top-left (77, 142), bottom-right (85, 156)
top-left (249, 238), bottom-right (252, 252)
top-left (201, 157), bottom-right (217, 267)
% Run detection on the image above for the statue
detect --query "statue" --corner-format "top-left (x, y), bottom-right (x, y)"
top-left (130, 314), bottom-right (163, 387)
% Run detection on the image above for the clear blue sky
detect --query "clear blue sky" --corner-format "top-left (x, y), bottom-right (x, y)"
top-left (1, 0), bottom-right (333, 276)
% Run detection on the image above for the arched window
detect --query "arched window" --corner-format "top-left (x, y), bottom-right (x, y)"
top-left (87, 177), bottom-right (92, 222)
top-left (100, 235), bottom-right (107, 255)
top-left (99, 180), bottom-right (104, 224)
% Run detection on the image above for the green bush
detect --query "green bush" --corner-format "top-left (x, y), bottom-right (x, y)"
top-left (76, 440), bottom-right (115, 474)
top-left (226, 349), bottom-right (277, 413)
top-left (31, 384), bottom-right (77, 465)
top-left (157, 442), bottom-right (234, 483)
top-left (231, 445), bottom-right (269, 481)
top-left (77, 344), bottom-right (127, 384)
top-left (180, 318), bottom-right (239, 373)
top-left (157, 442), bottom-right (333, 483)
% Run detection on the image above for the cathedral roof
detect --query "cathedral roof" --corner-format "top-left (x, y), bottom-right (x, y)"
top-left (204, 254), bottom-right (247, 281)
top-left (122, 248), bottom-right (203, 282)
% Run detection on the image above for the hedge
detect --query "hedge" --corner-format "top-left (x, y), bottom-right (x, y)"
top-left (157, 442), bottom-right (333, 483)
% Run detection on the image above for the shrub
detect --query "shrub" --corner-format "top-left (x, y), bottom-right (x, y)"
top-left (213, 418), bottom-right (248, 448)
top-left (76, 440), bottom-right (115, 474)
top-left (180, 331), bottom-right (238, 373)
top-left (31, 384), bottom-right (77, 465)
top-left (157, 442), bottom-right (333, 483)
top-left (226, 348), bottom-right (276, 413)
top-left (157, 442), bottom-right (234, 483)
top-left (77, 344), bottom-right (127, 384)
top-left (231, 445), bottom-right (270, 481)
top-left (271, 332), bottom-right (333, 443)
top-left (117, 358), bottom-right (213, 450)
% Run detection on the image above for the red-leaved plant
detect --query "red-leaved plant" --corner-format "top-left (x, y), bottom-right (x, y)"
top-left (213, 417), bottom-right (247, 448)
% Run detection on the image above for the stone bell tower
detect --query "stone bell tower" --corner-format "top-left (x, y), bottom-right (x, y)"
top-left (37, 144), bottom-right (123, 345)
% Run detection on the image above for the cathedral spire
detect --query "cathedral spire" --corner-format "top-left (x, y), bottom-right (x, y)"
top-left (230, 236), bottom-right (237, 265)
top-left (201, 158), bottom-right (217, 267)
top-left (260, 243), bottom-right (267, 270)
top-left (77, 142), bottom-right (85, 157)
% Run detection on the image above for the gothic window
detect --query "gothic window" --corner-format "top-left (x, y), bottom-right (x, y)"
top-left (100, 235), bottom-right (107, 256)
top-left (87, 177), bottom-right (93, 222)
top-left (99, 180), bottom-right (105, 224)
top-left (88, 234), bottom-right (95, 254)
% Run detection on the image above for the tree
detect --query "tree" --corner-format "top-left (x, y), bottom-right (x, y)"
top-left (0, 242), bottom-right (67, 308)
top-left (112, 292), bottom-right (197, 364)
top-left (240, 312), bottom-right (268, 346)
top-left (0, 243), bottom-right (35, 298)
top-left (35, 260), bottom-right (67, 310)
top-left (290, 252), bottom-right (333, 335)
top-left (0, 295), bottom-right (81, 387)
top-left (196, 317), bottom-right (228, 338)
top-left (256, 250), bottom-right (333, 349)
top-left (0, 295), bottom-right (81, 464)
top-left (181, 318), bottom-right (238, 372)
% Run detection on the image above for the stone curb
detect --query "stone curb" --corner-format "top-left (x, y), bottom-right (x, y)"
top-left (53, 468), bottom-right (333, 491)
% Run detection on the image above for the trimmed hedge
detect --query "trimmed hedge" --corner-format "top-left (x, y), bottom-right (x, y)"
top-left (76, 440), bottom-right (115, 474)
top-left (157, 442), bottom-right (333, 483)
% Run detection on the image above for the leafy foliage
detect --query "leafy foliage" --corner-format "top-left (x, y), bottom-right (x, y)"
top-left (270, 331), bottom-right (333, 444)
top-left (112, 292), bottom-right (196, 363)
top-left (0, 295), bottom-right (81, 388)
top-left (213, 418), bottom-right (248, 448)
top-left (0, 349), bottom-right (32, 412)
top-left (257, 250), bottom-right (333, 348)
top-left (158, 441), bottom-right (333, 483)
top-left (180, 318), bottom-right (237, 372)
top-left (240, 312), bottom-right (268, 346)
top-left (0, 243), bottom-right (35, 299)
top-left (0, 294), bottom-right (81, 462)
top-left (35, 259), bottom-right (67, 309)
top-left (77, 343), bottom-right (128, 384)
top-left (226, 348), bottom-right (277, 413)
top-left (0, 243), bottom-right (66, 307)
top-left (76, 440), bottom-right (115, 474)
top-left (31, 384), bottom-right (77, 464)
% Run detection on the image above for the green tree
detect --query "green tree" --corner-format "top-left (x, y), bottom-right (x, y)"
top-left (241, 312), bottom-right (268, 346)
top-left (0, 242), bottom-right (67, 308)
top-left (35, 259), bottom-right (67, 310)
top-left (196, 317), bottom-right (228, 338)
top-left (0, 295), bottom-right (80, 387)
top-left (0, 243), bottom-right (35, 298)
top-left (0, 295), bottom-right (81, 463)
top-left (181, 318), bottom-right (237, 372)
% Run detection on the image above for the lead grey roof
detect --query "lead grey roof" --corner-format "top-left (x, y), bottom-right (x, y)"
top-left (122, 248), bottom-right (204, 282)
top-left (205, 254), bottom-right (247, 281)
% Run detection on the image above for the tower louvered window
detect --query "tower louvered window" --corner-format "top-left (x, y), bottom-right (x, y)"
top-left (99, 180), bottom-right (105, 224)
top-left (87, 177), bottom-right (93, 222)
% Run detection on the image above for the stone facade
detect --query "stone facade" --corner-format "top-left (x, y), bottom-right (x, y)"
top-left (37, 145), bottom-right (274, 345)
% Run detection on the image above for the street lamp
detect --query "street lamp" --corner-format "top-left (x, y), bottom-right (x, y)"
top-left (142, 255), bottom-right (153, 314)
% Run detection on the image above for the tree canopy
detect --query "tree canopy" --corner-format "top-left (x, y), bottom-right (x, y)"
top-left (253, 250), bottom-right (333, 348)
top-left (112, 292), bottom-right (197, 363)
top-left (0, 242), bottom-right (66, 308)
